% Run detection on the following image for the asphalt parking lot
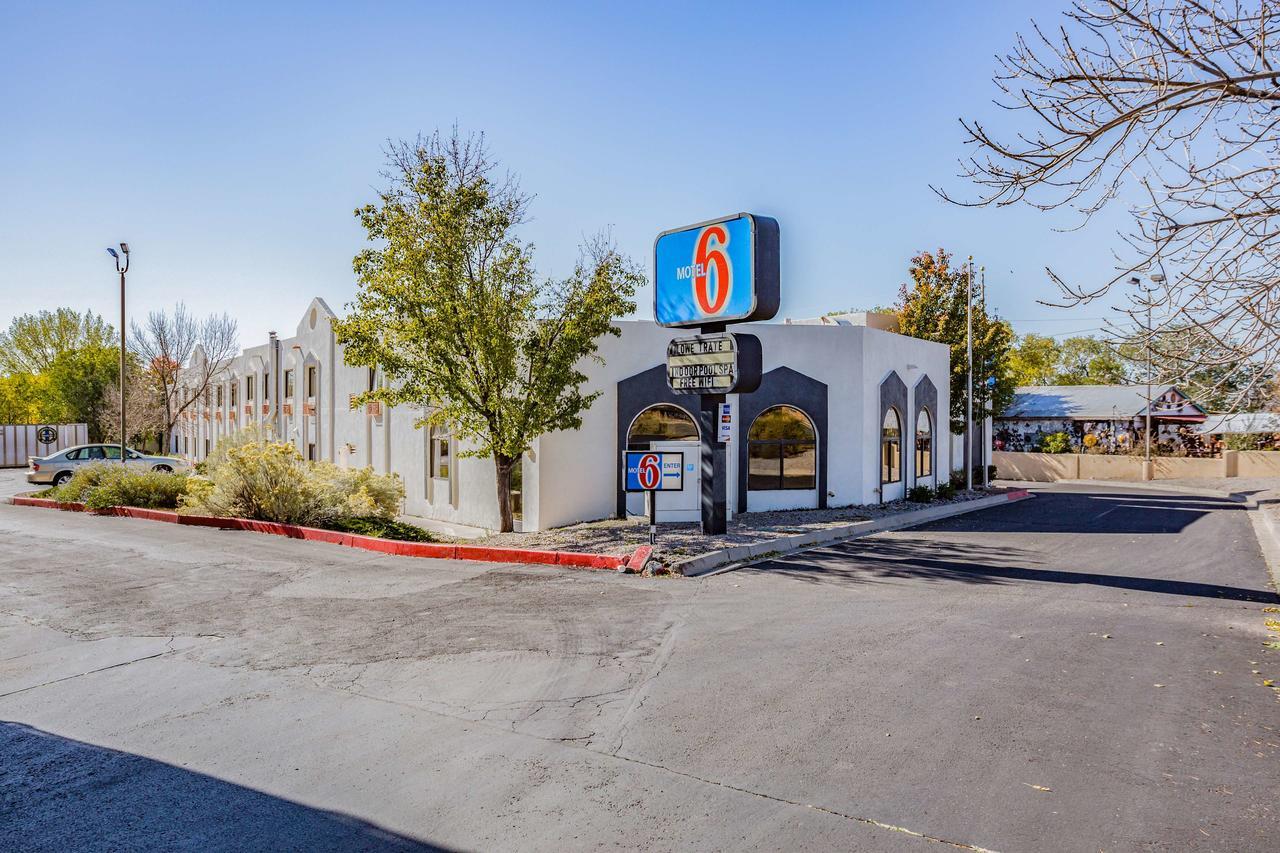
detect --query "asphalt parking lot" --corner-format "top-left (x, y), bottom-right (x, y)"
top-left (1, 477), bottom-right (1277, 851)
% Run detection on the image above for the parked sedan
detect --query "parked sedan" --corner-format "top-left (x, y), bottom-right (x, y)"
top-left (26, 444), bottom-right (191, 487)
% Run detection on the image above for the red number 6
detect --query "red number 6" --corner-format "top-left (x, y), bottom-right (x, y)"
top-left (638, 453), bottom-right (661, 490)
top-left (694, 225), bottom-right (731, 315)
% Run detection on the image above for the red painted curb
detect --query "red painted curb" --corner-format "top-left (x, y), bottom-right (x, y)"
top-left (626, 546), bottom-right (653, 572)
top-left (9, 496), bottom-right (625, 571)
top-left (1006, 489), bottom-right (1032, 500)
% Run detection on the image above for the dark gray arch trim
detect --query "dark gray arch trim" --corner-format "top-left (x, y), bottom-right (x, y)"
top-left (616, 365), bottom-right (699, 518)
top-left (912, 374), bottom-right (938, 483)
top-left (736, 367), bottom-right (828, 514)
top-left (879, 371), bottom-right (908, 487)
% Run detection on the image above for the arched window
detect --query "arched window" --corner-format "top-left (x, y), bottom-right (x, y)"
top-left (882, 408), bottom-right (902, 484)
top-left (748, 406), bottom-right (817, 490)
top-left (915, 409), bottom-right (932, 479)
top-left (628, 404), bottom-right (698, 449)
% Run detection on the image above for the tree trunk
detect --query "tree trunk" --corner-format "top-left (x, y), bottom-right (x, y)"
top-left (494, 453), bottom-right (516, 533)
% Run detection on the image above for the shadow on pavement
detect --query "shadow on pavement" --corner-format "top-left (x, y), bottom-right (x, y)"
top-left (743, 500), bottom-right (1280, 603)
top-left (923, 489), bottom-right (1250, 535)
top-left (0, 721), bottom-right (449, 852)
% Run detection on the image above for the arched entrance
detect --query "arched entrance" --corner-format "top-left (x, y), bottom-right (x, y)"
top-left (625, 403), bottom-right (700, 522)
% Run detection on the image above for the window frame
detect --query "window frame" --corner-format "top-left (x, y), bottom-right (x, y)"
top-left (881, 407), bottom-right (902, 485)
top-left (914, 408), bottom-right (933, 480)
top-left (746, 405), bottom-right (818, 492)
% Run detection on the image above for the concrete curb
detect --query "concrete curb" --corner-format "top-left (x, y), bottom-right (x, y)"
top-left (7, 496), bottom-right (635, 571)
top-left (675, 490), bottom-right (1033, 577)
top-left (1044, 479), bottom-right (1250, 503)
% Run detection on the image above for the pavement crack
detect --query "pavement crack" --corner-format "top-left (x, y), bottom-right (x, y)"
top-left (605, 749), bottom-right (1000, 852)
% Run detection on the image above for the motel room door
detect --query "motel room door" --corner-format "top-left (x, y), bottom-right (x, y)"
top-left (650, 440), bottom-right (700, 523)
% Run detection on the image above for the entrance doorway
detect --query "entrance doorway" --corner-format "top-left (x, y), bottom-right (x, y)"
top-left (626, 404), bottom-right (701, 523)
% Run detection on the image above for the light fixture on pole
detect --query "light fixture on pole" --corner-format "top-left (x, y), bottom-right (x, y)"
top-left (106, 243), bottom-right (130, 463)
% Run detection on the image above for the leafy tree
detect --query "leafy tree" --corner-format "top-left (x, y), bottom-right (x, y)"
top-left (45, 344), bottom-right (120, 440)
top-left (335, 131), bottom-right (643, 532)
top-left (0, 372), bottom-right (49, 424)
top-left (896, 249), bottom-right (1015, 434)
top-left (1008, 334), bottom-right (1060, 387)
top-left (1121, 325), bottom-right (1277, 412)
top-left (0, 308), bottom-right (114, 375)
top-left (1055, 337), bottom-right (1129, 386)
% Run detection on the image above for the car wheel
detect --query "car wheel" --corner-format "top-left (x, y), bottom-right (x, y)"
top-left (52, 472), bottom-right (73, 487)
top-left (152, 464), bottom-right (173, 474)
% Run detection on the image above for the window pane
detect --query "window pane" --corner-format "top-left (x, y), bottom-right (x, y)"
top-left (748, 406), bottom-right (815, 442)
top-left (882, 407), bottom-right (900, 438)
top-left (881, 439), bottom-right (900, 484)
top-left (747, 442), bottom-right (781, 490)
top-left (781, 441), bottom-right (816, 489)
top-left (916, 441), bottom-right (932, 478)
top-left (628, 405), bottom-right (697, 447)
top-left (103, 445), bottom-right (121, 460)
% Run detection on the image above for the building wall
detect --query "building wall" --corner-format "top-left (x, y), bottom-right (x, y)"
top-left (177, 303), bottom-right (951, 531)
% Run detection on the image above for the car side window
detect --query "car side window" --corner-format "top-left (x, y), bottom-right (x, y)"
top-left (86, 446), bottom-right (105, 460)
top-left (103, 446), bottom-right (121, 460)
top-left (65, 449), bottom-right (82, 460)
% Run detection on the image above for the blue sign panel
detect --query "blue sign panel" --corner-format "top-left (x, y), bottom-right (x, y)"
top-left (653, 213), bottom-right (780, 328)
top-left (623, 451), bottom-right (685, 492)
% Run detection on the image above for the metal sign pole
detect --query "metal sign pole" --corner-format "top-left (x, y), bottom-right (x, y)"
top-left (648, 489), bottom-right (657, 546)
top-left (699, 323), bottom-right (728, 535)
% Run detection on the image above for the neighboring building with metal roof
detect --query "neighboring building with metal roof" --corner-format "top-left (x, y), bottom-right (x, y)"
top-left (996, 385), bottom-right (1207, 452)
top-left (1194, 412), bottom-right (1280, 435)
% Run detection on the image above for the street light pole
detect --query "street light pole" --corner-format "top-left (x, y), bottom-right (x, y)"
top-left (107, 243), bottom-right (130, 462)
top-left (980, 264), bottom-right (988, 489)
top-left (966, 256), bottom-right (974, 492)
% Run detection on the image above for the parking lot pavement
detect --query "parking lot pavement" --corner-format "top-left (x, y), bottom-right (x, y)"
top-left (2, 482), bottom-right (1278, 851)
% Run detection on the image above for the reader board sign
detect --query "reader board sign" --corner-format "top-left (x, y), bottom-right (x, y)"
top-left (653, 213), bottom-right (780, 328)
top-left (666, 332), bottom-right (762, 394)
top-left (623, 451), bottom-right (685, 492)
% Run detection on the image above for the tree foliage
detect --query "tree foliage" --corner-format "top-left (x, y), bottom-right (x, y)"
top-left (0, 308), bottom-right (114, 375)
top-left (896, 249), bottom-right (1015, 433)
top-left (944, 0), bottom-right (1280, 412)
top-left (1009, 333), bottom-right (1131, 387)
top-left (334, 130), bottom-right (643, 532)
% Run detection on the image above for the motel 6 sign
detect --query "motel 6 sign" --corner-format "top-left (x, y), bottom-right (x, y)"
top-left (623, 451), bottom-right (685, 492)
top-left (653, 213), bottom-right (780, 328)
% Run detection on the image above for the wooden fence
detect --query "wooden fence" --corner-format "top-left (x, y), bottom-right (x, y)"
top-left (0, 424), bottom-right (89, 468)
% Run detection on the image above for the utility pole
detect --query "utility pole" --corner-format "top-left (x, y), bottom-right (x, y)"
top-left (966, 255), bottom-right (973, 492)
top-left (1130, 274), bottom-right (1160, 480)
top-left (106, 243), bottom-right (130, 462)
top-left (980, 264), bottom-right (988, 489)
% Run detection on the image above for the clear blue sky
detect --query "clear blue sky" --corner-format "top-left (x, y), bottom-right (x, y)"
top-left (1, 1), bottom-right (1131, 348)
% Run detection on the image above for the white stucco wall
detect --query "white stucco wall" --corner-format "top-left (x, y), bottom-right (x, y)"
top-left (179, 302), bottom-right (953, 533)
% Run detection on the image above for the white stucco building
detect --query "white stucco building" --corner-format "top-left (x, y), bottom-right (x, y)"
top-left (174, 300), bottom-right (952, 533)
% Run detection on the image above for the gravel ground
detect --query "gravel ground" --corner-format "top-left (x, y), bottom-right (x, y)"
top-left (473, 488), bottom-right (1000, 558)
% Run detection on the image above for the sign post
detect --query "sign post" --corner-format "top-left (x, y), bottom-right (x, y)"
top-left (624, 451), bottom-right (685, 545)
top-left (654, 212), bottom-right (779, 535)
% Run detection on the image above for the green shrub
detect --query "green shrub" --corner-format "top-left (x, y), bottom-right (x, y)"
top-left (327, 516), bottom-right (435, 542)
top-left (907, 484), bottom-right (935, 503)
top-left (49, 463), bottom-right (189, 511)
top-left (935, 482), bottom-right (957, 500)
top-left (1039, 431), bottom-right (1073, 454)
top-left (310, 462), bottom-right (403, 521)
top-left (183, 433), bottom-right (405, 526)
